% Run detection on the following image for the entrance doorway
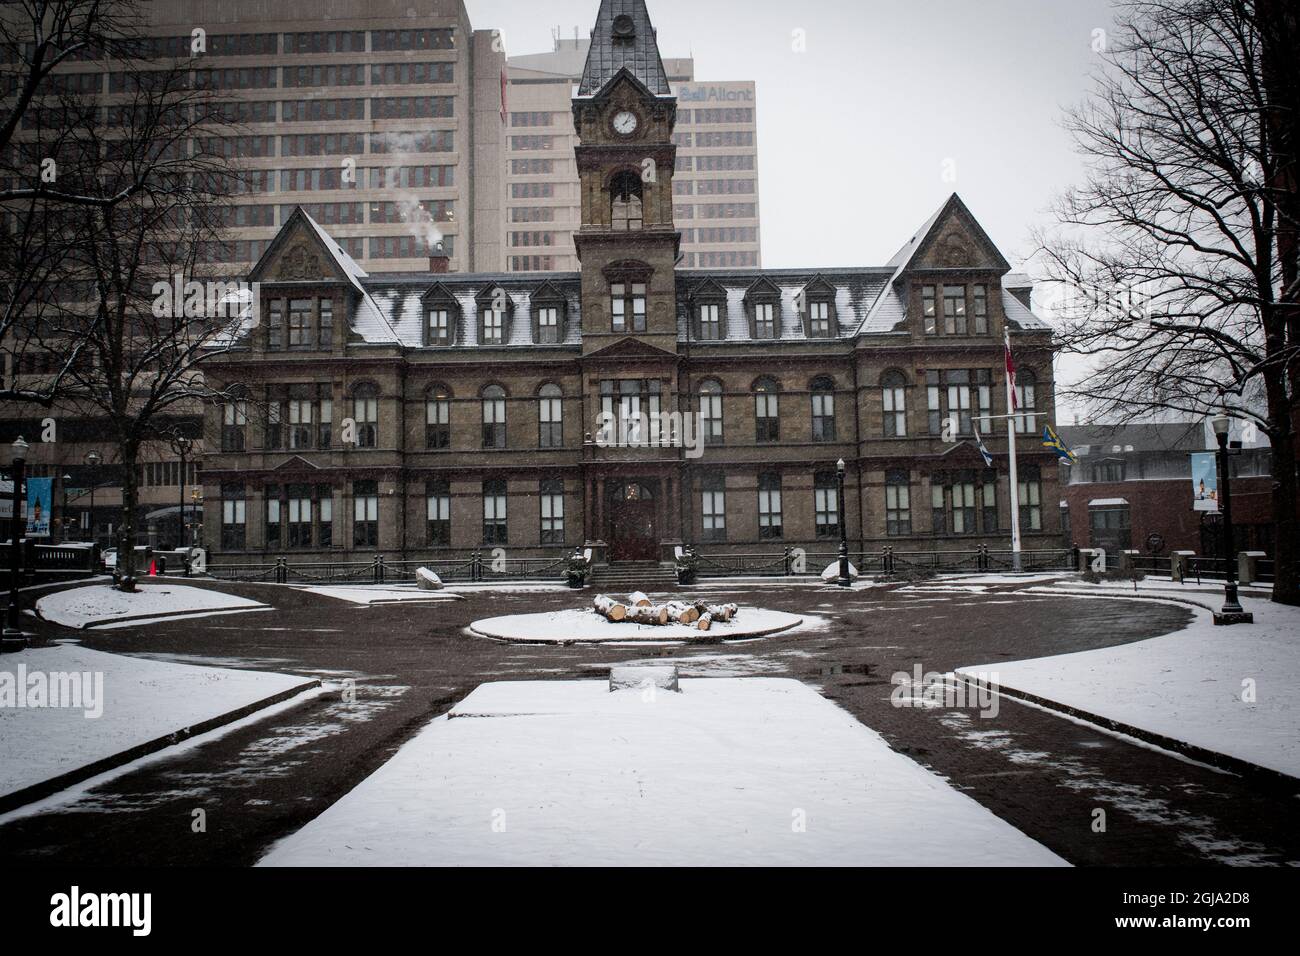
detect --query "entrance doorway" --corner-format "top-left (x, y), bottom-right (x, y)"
top-left (608, 481), bottom-right (658, 561)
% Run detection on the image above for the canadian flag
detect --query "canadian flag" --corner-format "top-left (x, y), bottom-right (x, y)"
top-left (1005, 330), bottom-right (1018, 411)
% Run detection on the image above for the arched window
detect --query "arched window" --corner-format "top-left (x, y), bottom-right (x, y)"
top-left (810, 376), bottom-right (836, 442)
top-left (425, 384), bottom-right (451, 449)
top-left (753, 377), bottom-right (779, 443)
top-left (351, 382), bottom-right (378, 448)
top-left (1014, 369), bottom-right (1037, 433)
top-left (481, 384), bottom-right (507, 448)
top-left (610, 171), bottom-right (643, 231)
top-left (699, 379), bottom-right (723, 444)
top-left (882, 371), bottom-right (907, 437)
top-left (538, 383), bottom-right (562, 448)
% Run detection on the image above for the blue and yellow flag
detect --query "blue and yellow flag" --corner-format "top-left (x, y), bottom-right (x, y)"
top-left (1041, 424), bottom-right (1077, 463)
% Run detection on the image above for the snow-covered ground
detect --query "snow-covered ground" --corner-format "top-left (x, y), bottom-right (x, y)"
top-left (36, 583), bottom-right (267, 629)
top-left (469, 606), bottom-right (808, 643)
top-left (958, 590), bottom-right (1300, 779)
top-left (1, 644), bottom-right (313, 800)
top-left (259, 677), bottom-right (1065, 866)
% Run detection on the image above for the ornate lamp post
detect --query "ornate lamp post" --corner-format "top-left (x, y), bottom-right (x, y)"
top-left (1210, 414), bottom-right (1252, 624)
top-left (836, 458), bottom-right (852, 588)
top-left (4, 436), bottom-right (30, 648)
top-left (85, 450), bottom-right (102, 548)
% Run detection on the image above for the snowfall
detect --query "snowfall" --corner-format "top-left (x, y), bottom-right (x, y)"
top-left (260, 676), bottom-right (1066, 866)
top-left (958, 585), bottom-right (1300, 780)
top-left (0, 644), bottom-right (313, 801)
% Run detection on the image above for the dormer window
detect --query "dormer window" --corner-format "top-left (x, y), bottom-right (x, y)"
top-left (427, 308), bottom-right (451, 346)
top-left (422, 283), bottom-right (459, 346)
top-left (531, 282), bottom-right (567, 344)
top-left (697, 303), bottom-right (722, 340)
top-left (744, 278), bottom-right (781, 339)
top-left (753, 302), bottom-right (777, 338)
top-left (476, 287), bottom-right (512, 345)
top-left (799, 278), bottom-right (837, 338)
top-left (610, 171), bottom-right (643, 231)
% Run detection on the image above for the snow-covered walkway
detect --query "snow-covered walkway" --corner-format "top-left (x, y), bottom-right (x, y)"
top-left (958, 588), bottom-right (1300, 780)
top-left (1, 644), bottom-right (315, 803)
top-left (36, 583), bottom-right (267, 629)
top-left (260, 677), bottom-right (1065, 866)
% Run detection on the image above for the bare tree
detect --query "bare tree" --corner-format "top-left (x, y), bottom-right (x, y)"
top-left (5, 42), bottom-right (250, 590)
top-left (1035, 0), bottom-right (1300, 605)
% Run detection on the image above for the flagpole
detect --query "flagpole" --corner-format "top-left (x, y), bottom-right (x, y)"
top-left (1005, 328), bottom-right (1022, 572)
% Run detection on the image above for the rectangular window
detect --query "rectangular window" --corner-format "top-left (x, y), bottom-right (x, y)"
top-left (222, 400), bottom-right (247, 452)
top-left (883, 380), bottom-right (906, 437)
top-left (483, 480), bottom-right (507, 545)
top-left (753, 302), bottom-right (776, 338)
top-left (536, 306), bottom-right (560, 344)
top-left (922, 285), bottom-right (937, 334)
top-left (814, 471), bottom-right (839, 538)
top-left (318, 491), bottom-right (333, 548)
top-left (931, 482), bottom-right (947, 535)
top-left (267, 299), bottom-right (283, 348)
top-left (539, 479), bottom-right (564, 545)
top-left (698, 303), bottom-right (722, 340)
top-left (481, 308), bottom-right (505, 345)
top-left (972, 284), bottom-right (988, 335)
top-left (287, 488), bottom-right (312, 548)
top-left (701, 474), bottom-right (726, 542)
top-left (265, 489), bottom-right (281, 549)
top-left (951, 475), bottom-right (977, 534)
top-left (353, 391), bottom-right (378, 448)
top-left (943, 285), bottom-right (967, 335)
top-left (353, 480), bottom-right (378, 548)
top-left (427, 309), bottom-right (450, 346)
top-left (318, 393), bottom-right (333, 449)
top-left (288, 394), bottom-right (313, 449)
top-left (982, 473), bottom-right (999, 533)
top-left (426, 392), bottom-right (450, 449)
top-left (482, 390), bottom-right (506, 448)
top-left (809, 301), bottom-right (832, 336)
top-left (758, 473), bottom-right (783, 540)
top-left (220, 483), bottom-right (246, 550)
top-left (755, 387), bottom-right (779, 443)
top-left (811, 388), bottom-right (836, 442)
top-left (610, 283), bottom-right (646, 333)
top-left (946, 370), bottom-right (973, 435)
top-left (319, 299), bottom-right (333, 348)
top-left (885, 470), bottom-right (911, 536)
top-left (426, 480), bottom-right (450, 546)
top-left (288, 298), bottom-right (314, 347)
top-left (1019, 466), bottom-right (1043, 532)
top-left (539, 390), bottom-right (562, 448)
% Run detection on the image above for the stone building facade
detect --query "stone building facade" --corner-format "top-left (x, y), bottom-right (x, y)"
top-left (199, 0), bottom-right (1061, 568)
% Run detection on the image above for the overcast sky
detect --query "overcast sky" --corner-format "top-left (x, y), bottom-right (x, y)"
top-left (470, 0), bottom-right (1118, 272)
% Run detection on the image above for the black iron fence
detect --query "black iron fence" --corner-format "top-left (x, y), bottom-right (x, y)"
top-left (693, 546), bottom-right (1075, 579)
top-left (207, 551), bottom-right (571, 585)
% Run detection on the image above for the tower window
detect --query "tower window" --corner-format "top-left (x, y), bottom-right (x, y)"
top-left (610, 171), bottom-right (643, 231)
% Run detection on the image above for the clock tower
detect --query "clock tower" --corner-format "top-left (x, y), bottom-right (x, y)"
top-left (571, 0), bottom-right (681, 356)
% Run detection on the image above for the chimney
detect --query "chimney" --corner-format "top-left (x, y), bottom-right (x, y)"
top-left (429, 255), bottom-right (449, 274)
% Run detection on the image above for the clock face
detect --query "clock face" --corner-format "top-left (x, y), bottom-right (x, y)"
top-left (613, 110), bottom-right (638, 135)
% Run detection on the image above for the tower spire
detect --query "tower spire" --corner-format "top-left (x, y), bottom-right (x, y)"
top-left (577, 0), bottom-right (672, 97)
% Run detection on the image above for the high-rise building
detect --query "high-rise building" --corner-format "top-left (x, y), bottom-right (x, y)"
top-left (504, 37), bottom-right (760, 272)
top-left (129, 0), bottom-right (509, 274)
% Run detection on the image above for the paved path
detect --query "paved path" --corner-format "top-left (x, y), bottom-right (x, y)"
top-left (1, 578), bottom-right (1295, 866)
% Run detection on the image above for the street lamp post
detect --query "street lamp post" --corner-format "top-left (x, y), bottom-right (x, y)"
top-left (60, 474), bottom-right (72, 544)
top-left (173, 436), bottom-right (192, 575)
top-left (836, 458), bottom-right (852, 587)
top-left (85, 450), bottom-right (102, 549)
top-left (3, 436), bottom-right (30, 648)
top-left (1210, 414), bottom-right (1252, 625)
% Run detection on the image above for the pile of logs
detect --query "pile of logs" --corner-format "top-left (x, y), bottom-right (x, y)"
top-left (593, 592), bottom-right (739, 631)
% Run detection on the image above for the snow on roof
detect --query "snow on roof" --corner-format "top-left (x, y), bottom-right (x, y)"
top-left (1088, 498), bottom-right (1130, 507)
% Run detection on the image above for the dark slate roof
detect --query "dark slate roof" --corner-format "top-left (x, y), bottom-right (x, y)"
top-left (576, 0), bottom-right (673, 97)
top-left (1058, 423), bottom-right (1208, 455)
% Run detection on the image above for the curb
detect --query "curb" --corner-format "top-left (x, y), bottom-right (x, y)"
top-left (952, 673), bottom-right (1300, 794)
top-left (0, 678), bottom-right (322, 815)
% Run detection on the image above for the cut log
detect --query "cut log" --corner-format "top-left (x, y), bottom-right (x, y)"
top-left (627, 591), bottom-right (652, 607)
top-left (593, 594), bottom-right (627, 621)
top-left (697, 612), bottom-right (713, 631)
top-left (628, 604), bottom-right (669, 625)
top-left (663, 601), bottom-right (697, 624)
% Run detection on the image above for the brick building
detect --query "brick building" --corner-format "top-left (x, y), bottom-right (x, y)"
top-left (1059, 422), bottom-right (1276, 559)
top-left (199, 0), bottom-right (1062, 568)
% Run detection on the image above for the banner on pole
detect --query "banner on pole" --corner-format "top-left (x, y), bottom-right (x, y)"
top-left (1190, 452), bottom-right (1218, 512)
top-left (26, 477), bottom-right (52, 537)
